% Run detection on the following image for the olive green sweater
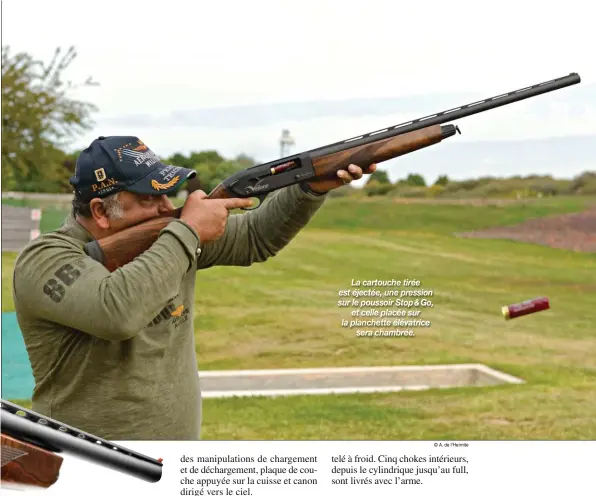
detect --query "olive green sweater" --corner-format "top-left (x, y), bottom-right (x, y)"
top-left (12, 184), bottom-right (326, 440)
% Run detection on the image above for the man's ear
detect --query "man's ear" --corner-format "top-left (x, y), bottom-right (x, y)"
top-left (89, 198), bottom-right (110, 230)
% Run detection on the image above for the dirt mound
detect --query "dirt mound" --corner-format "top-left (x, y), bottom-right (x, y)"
top-left (457, 207), bottom-right (596, 253)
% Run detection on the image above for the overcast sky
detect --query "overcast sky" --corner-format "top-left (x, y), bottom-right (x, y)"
top-left (2, 0), bottom-right (594, 184)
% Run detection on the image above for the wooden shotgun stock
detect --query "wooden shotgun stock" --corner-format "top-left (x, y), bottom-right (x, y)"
top-left (84, 208), bottom-right (182, 272)
top-left (81, 72), bottom-right (581, 271)
top-left (85, 124), bottom-right (455, 271)
top-left (1, 433), bottom-right (63, 489)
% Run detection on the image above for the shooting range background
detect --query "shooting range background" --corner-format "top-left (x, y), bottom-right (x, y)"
top-left (1, 204), bottom-right (39, 400)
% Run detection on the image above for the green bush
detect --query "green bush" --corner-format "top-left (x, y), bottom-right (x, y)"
top-left (569, 172), bottom-right (596, 195)
top-left (363, 182), bottom-right (395, 196)
top-left (328, 186), bottom-right (360, 198)
top-left (387, 186), bottom-right (428, 198)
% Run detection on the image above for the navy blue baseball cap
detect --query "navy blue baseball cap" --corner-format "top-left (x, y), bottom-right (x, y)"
top-left (70, 136), bottom-right (197, 202)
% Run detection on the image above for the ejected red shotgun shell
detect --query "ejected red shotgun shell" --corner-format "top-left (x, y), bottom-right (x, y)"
top-left (502, 297), bottom-right (550, 320)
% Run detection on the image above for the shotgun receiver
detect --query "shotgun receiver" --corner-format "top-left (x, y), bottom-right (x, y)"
top-left (0, 400), bottom-right (163, 489)
top-left (83, 72), bottom-right (581, 271)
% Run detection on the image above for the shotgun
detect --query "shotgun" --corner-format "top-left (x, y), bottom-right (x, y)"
top-left (82, 73), bottom-right (581, 271)
top-left (0, 399), bottom-right (163, 489)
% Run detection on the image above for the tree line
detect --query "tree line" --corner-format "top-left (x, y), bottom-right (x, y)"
top-left (2, 46), bottom-right (594, 198)
top-left (1, 45), bottom-right (254, 195)
top-left (361, 169), bottom-right (596, 198)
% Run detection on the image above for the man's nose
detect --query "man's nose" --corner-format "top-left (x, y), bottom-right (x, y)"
top-left (157, 194), bottom-right (175, 213)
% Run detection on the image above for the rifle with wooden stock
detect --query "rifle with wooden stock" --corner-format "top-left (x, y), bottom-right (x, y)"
top-left (82, 73), bottom-right (581, 272)
top-left (0, 400), bottom-right (163, 490)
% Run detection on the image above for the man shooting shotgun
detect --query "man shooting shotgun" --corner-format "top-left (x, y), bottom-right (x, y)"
top-left (12, 138), bottom-right (377, 442)
top-left (12, 72), bottom-right (580, 441)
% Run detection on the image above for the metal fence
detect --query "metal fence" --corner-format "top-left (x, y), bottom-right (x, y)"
top-left (1, 206), bottom-right (41, 252)
top-left (2, 191), bottom-right (72, 202)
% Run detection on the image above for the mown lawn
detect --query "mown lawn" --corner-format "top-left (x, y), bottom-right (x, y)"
top-left (3, 195), bottom-right (596, 439)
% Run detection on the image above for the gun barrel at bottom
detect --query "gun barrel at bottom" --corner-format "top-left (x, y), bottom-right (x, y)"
top-left (1, 408), bottom-right (162, 483)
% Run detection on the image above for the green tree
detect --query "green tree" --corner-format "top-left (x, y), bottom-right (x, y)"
top-left (1, 45), bottom-right (99, 192)
top-left (61, 150), bottom-right (81, 177)
top-left (166, 152), bottom-right (195, 169)
top-left (569, 171), bottom-right (596, 194)
top-left (167, 151), bottom-right (256, 193)
top-left (234, 153), bottom-right (256, 168)
top-left (405, 173), bottom-right (426, 187)
top-left (434, 175), bottom-right (449, 186)
top-left (166, 150), bottom-right (227, 192)
top-left (193, 159), bottom-right (246, 192)
top-left (369, 169), bottom-right (391, 184)
top-left (189, 150), bottom-right (225, 166)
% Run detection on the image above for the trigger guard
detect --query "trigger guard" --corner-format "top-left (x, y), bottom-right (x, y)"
top-left (241, 194), bottom-right (268, 210)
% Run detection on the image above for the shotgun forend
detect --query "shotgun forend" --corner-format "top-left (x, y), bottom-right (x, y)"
top-left (0, 399), bottom-right (163, 483)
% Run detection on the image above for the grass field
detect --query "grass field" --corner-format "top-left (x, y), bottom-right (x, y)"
top-left (2, 195), bottom-right (596, 439)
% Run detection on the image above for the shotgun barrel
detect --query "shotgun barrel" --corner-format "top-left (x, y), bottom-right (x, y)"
top-left (213, 72), bottom-right (580, 199)
top-left (307, 72), bottom-right (581, 158)
top-left (0, 400), bottom-right (163, 483)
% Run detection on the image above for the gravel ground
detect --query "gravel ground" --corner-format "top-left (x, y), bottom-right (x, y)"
top-left (456, 207), bottom-right (596, 253)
